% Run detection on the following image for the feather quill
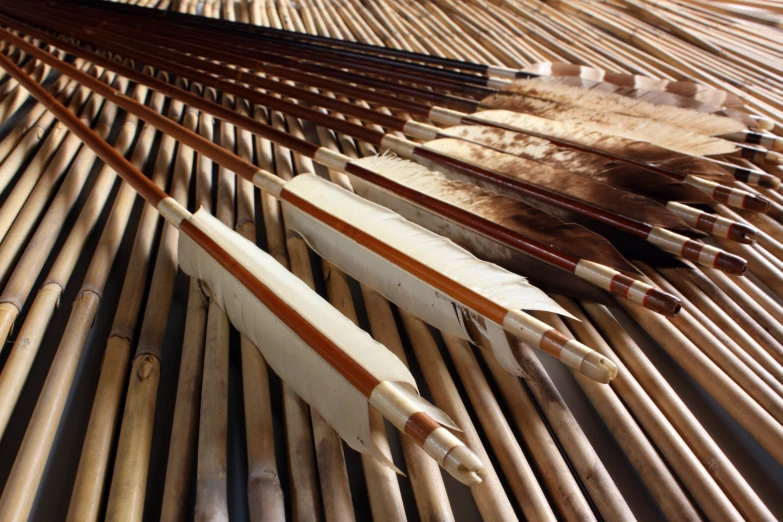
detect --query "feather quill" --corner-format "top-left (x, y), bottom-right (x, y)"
top-left (502, 79), bottom-right (746, 135)
top-left (479, 93), bottom-right (738, 156)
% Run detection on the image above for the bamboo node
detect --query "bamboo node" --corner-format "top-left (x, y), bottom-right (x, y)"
top-left (138, 355), bottom-right (155, 379)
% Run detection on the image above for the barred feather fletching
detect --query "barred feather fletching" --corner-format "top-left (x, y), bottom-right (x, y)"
top-left (503, 78), bottom-right (746, 135)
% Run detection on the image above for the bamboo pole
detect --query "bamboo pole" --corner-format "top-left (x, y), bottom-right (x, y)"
top-left (582, 300), bottom-right (775, 520)
top-left (360, 285), bottom-right (455, 522)
top-left (645, 265), bottom-right (783, 420)
top-left (554, 296), bottom-right (744, 520)
top-left (0, 64), bottom-right (102, 249)
top-left (234, 98), bottom-right (285, 522)
top-left (0, 77), bottom-right (132, 440)
top-left (0, 80), bottom-right (147, 522)
top-left (0, 57), bottom-right (50, 124)
top-left (441, 334), bottom-right (557, 521)
top-left (104, 82), bottom-right (189, 522)
top-left (253, 101), bottom-right (323, 521)
top-left (321, 260), bottom-right (408, 522)
top-left (479, 352), bottom-right (597, 522)
top-left (486, 327), bottom-right (634, 520)
top-left (66, 75), bottom-right (171, 522)
top-left (619, 267), bottom-right (783, 466)
top-left (532, 308), bottom-right (703, 521)
top-left (399, 309), bottom-right (520, 522)
top-left (701, 267), bottom-right (783, 345)
top-left (287, 237), bottom-right (356, 522)
top-left (159, 83), bottom-right (207, 522)
top-left (194, 92), bottom-right (234, 522)
top-left (0, 62), bottom-right (79, 175)
top-left (669, 266), bottom-right (783, 376)
top-left (0, 81), bottom-right (110, 285)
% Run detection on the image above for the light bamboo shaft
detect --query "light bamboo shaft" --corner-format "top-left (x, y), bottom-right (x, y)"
top-left (554, 297), bottom-right (743, 520)
top-left (703, 267), bottom-right (783, 346)
top-left (251, 102), bottom-right (322, 522)
top-left (321, 261), bottom-right (407, 522)
top-left (441, 334), bottom-right (556, 522)
top-left (160, 277), bottom-right (208, 522)
top-left (663, 267), bottom-right (783, 388)
top-left (0, 95), bottom-right (129, 440)
top-left (0, 95), bottom-right (146, 522)
top-left (0, 68), bottom-right (78, 189)
top-left (235, 100), bottom-right (284, 522)
top-left (646, 265), bottom-right (783, 424)
top-left (532, 310), bottom-right (699, 521)
top-left (0, 291), bottom-right (100, 522)
top-left (194, 92), bottom-right (234, 522)
top-left (104, 97), bottom-right (188, 522)
top-left (480, 352), bottom-right (596, 522)
top-left (195, 301), bottom-right (230, 522)
top-left (287, 238), bottom-right (356, 522)
top-left (66, 89), bottom-right (169, 522)
top-left (360, 285), bottom-right (455, 522)
top-left (619, 270), bottom-right (783, 466)
top-left (499, 335), bottom-right (634, 521)
top-left (583, 301), bottom-right (775, 521)
top-left (159, 98), bottom-right (206, 522)
top-left (0, 73), bottom-right (100, 254)
top-left (399, 309), bottom-right (520, 522)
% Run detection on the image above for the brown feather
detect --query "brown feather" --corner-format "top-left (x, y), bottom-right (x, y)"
top-left (416, 138), bottom-right (692, 232)
top-left (536, 75), bottom-right (758, 128)
top-left (350, 155), bottom-right (634, 302)
top-left (478, 93), bottom-right (738, 156)
top-left (525, 62), bottom-right (746, 108)
top-left (468, 109), bottom-right (735, 176)
top-left (440, 125), bottom-right (715, 203)
top-left (502, 79), bottom-right (746, 135)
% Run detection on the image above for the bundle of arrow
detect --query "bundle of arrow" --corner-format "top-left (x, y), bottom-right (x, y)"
top-left (0, 0), bottom-right (781, 520)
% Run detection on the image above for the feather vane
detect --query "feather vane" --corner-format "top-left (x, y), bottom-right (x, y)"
top-left (480, 93), bottom-right (738, 156)
top-left (503, 79), bottom-right (746, 135)
top-left (468, 109), bottom-right (735, 176)
top-left (178, 209), bottom-right (457, 469)
top-left (524, 62), bottom-right (746, 108)
top-left (415, 138), bottom-right (690, 231)
top-left (350, 154), bottom-right (634, 301)
top-left (281, 174), bottom-right (570, 375)
top-left (440, 124), bottom-right (718, 202)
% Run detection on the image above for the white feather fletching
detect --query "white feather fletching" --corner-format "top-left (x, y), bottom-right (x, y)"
top-left (281, 173), bottom-right (571, 376)
top-left (178, 209), bottom-right (447, 467)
